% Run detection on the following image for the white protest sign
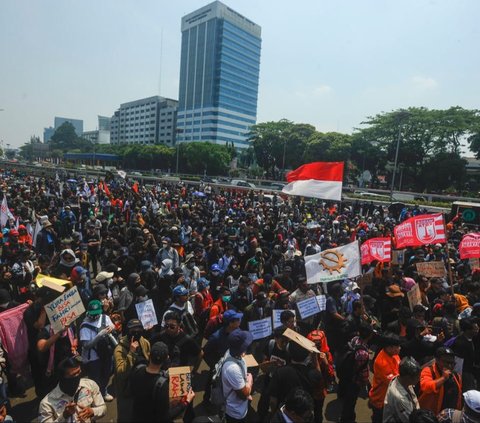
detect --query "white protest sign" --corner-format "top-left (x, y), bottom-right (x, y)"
top-left (272, 309), bottom-right (297, 329)
top-left (407, 284), bottom-right (422, 311)
top-left (316, 295), bottom-right (326, 311)
top-left (454, 356), bottom-right (464, 375)
top-left (248, 317), bottom-right (273, 340)
top-left (44, 286), bottom-right (86, 334)
top-left (297, 296), bottom-right (321, 320)
top-left (135, 299), bottom-right (158, 330)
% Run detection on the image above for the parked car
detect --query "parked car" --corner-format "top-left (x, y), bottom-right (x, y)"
top-left (231, 179), bottom-right (256, 188)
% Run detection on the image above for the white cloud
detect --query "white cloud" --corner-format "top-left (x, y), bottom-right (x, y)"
top-left (313, 84), bottom-right (333, 95)
top-left (411, 75), bottom-right (438, 89)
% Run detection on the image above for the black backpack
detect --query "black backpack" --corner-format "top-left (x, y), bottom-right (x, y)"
top-left (169, 306), bottom-right (199, 338)
top-left (81, 315), bottom-right (116, 361)
top-left (336, 343), bottom-right (368, 381)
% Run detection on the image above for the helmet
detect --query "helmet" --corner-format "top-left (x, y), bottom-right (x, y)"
top-left (172, 285), bottom-right (188, 297)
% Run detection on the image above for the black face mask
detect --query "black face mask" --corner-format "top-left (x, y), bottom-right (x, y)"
top-left (59, 374), bottom-right (81, 397)
top-left (130, 332), bottom-right (142, 342)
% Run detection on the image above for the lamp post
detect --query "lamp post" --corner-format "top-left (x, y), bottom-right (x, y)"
top-left (389, 110), bottom-right (410, 203)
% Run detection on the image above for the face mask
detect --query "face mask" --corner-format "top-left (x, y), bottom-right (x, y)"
top-left (107, 278), bottom-right (114, 287)
top-left (130, 332), bottom-right (142, 342)
top-left (222, 295), bottom-right (231, 303)
top-left (59, 374), bottom-right (81, 396)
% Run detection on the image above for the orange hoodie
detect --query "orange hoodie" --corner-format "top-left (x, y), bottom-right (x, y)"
top-left (419, 363), bottom-right (462, 415)
top-left (369, 349), bottom-right (400, 409)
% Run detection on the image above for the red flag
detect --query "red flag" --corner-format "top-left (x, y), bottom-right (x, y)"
top-left (282, 162), bottom-right (344, 201)
top-left (394, 213), bottom-right (446, 249)
top-left (459, 233), bottom-right (480, 259)
top-left (361, 237), bottom-right (392, 265)
top-left (132, 182), bottom-right (139, 194)
top-left (104, 183), bottom-right (111, 197)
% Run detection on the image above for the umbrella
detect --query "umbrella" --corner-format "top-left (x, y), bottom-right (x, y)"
top-left (67, 179), bottom-right (77, 183)
top-left (193, 191), bottom-right (206, 197)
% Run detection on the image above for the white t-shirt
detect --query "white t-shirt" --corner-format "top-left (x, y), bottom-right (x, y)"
top-left (80, 314), bottom-right (113, 363)
top-left (222, 352), bottom-right (248, 419)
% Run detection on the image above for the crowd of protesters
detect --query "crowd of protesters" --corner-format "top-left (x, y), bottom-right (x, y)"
top-left (0, 169), bottom-right (478, 423)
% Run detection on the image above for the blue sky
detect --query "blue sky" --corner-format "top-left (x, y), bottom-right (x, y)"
top-left (1, 0), bottom-right (479, 149)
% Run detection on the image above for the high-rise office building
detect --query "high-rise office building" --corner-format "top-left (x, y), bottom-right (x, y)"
top-left (110, 96), bottom-right (178, 145)
top-left (177, 1), bottom-right (261, 149)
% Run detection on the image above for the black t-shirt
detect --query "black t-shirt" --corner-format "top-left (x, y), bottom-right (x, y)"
top-left (150, 331), bottom-right (200, 367)
top-left (442, 375), bottom-right (460, 410)
top-left (268, 363), bottom-right (322, 404)
top-left (37, 326), bottom-right (73, 369)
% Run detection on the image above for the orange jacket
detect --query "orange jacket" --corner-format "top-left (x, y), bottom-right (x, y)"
top-left (209, 298), bottom-right (226, 319)
top-left (369, 349), bottom-right (400, 409)
top-left (419, 363), bottom-right (462, 415)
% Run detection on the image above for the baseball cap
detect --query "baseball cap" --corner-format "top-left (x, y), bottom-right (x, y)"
top-left (9, 229), bottom-right (19, 236)
top-left (223, 309), bottom-right (243, 322)
top-left (71, 266), bottom-right (87, 280)
top-left (127, 318), bottom-right (144, 331)
top-left (197, 278), bottom-right (210, 291)
top-left (435, 346), bottom-right (455, 358)
top-left (463, 390), bottom-right (480, 415)
top-left (172, 285), bottom-right (188, 297)
top-left (228, 329), bottom-right (253, 357)
top-left (134, 285), bottom-right (149, 297)
top-left (150, 341), bottom-right (169, 362)
top-left (93, 284), bottom-right (108, 297)
top-left (105, 263), bottom-right (121, 273)
top-left (95, 271), bottom-right (114, 283)
top-left (87, 300), bottom-right (103, 316)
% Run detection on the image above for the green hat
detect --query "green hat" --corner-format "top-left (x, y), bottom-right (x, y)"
top-left (87, 300), bottom-right (103, 316)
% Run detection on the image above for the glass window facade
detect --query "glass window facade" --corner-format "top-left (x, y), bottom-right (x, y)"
top-left (177, 2), bottom-right (261, 149)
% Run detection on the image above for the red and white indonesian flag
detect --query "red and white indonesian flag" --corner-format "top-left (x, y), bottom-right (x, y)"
top-left (361, 238), bottom-right (392, 265)
top-left (282, 162), bottom-right (344, 201)
top-left (394, 213), bottom-right (446, 249)
top-left (459, 233), bottom-right (480, 259)
top-left (305, 240), bottom-right (361, 284)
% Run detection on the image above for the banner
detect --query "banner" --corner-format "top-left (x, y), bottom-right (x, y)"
top-left (305, 240), bottom-right (361, 284)
top-left (394, 213), bottom-right (446, 249)
top-left (248, 318), bottom-right (273, 340)
top-left (44, 287), bottom-right (86, 334)
top-left (459, 233), bottom-right (480, 259)
top-left (416, 261), bottom-right (447, 278)
top-left (360, 238), bottom-right (392, 265)
top-left (135, 299), bottom-right (158, 330)
top-left (296, 296), bottom-right (321, 319)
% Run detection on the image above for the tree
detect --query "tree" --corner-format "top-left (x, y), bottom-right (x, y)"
top-left (420, 152), bottom-right (467, 192)
top-left (179, 142), bottom-right (233, 175)
top-left (50, 122), bottom-right (93, 152)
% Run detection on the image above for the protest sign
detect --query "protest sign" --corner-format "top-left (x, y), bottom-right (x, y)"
top-left (248, 317), bottom-right (273, 340)
top-left (454, 357), bottom-right (464, 375)
top-left (296, 296), bottom-right (321, 319)
top-left (44, 287), bottom-right (85, 334)
top-left (391, 250), bottom-right (405, 265)
top-left (416, 261), bottom-right (446, 278)
top-left (316, 295), bottom-right (326, 311)
top-left (169, 366), bottom-right (191, 403)
top-left (135, 299), bottom-right (158, 330)
top-left (469, 258), bottom-right (480, 269)
top-left (407, 284), bottom-right (422, 311)
top-left (283, 328), bottom-right (320, 353)
top-left (357, 272), bottom-right (374, 292)
top-left (272, 309), bottom-right (297, 329)
top-left (244, 354), bottom-right (259, 368)
top-left (36, 273), bottom-right (70, 291)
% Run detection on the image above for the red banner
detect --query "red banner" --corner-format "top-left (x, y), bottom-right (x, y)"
top-left (394, 213), bottom-right (446, 249)
top-left (459, 233), bottom-right (480, 259)
top-left (361, 237), bottom-right (392, 265)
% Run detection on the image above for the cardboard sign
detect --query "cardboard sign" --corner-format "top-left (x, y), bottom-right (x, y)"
top-left (283, 328), bottom-right (320, 353)
top-left (44, 286), bottom-right (86, 334)
top-left (296, 296), bottom-right (321, 320)
top-left (407, 283), bottom-right (422, 311)
top-left (469, 258), bottom-right (480, 269)
top-left (248, 317), bottom-right (273, 340)
top-left (272, 309), bottom-right (297, 329)
top-left (416, 261), bottom-right (446, 278)
top-left (316, 295), bottom-right (327, 311)
top-left (169, 366), bottom-right (191, 402)
top-left (244, 354), bottom-right (259, 368)
top-left (135, 299), bottom-right (158, 330)
top-left (36, 273), bottom-right (70, 291)
top-left (391, 250), bottom-right (405, 265)
top-left (357, 272), bottom-right (374, 292)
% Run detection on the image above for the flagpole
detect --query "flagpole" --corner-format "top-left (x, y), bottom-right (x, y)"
top-left (443, 213), bottom-right (455, 296)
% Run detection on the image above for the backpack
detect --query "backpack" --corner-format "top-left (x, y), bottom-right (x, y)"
top-left (210, 355), bottom-right (242, 408)
top-left (81, 315), bottom-right (115, 361)
top-left (130, 364), bottom-right (168, 412)
top-left (336, 343), bottom-right (368, 382)
top-left (169, 306), bottom-right (199, 338)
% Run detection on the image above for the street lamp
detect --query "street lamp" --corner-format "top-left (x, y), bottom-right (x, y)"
top-left (389, 110), bottom-right (410, 203)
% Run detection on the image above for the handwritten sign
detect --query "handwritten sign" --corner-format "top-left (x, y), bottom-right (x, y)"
top-left (44, 286), bottom-right (85, 334)
top-left (416, 261), bottom-right (446, 278)
top-left (297, 296), bottom-right (321, 320)
top-left (407, 283), bottom-right (422, 311)
top-left (169, 366), bottom-right (191, 402)
top-left (135, 299), bottom-right (158, 330)
top-left (391, 250), bottom-right (405, 265)
top-left (248, 318), bottom-right (272, 340)
top-left (283, 328), bottom-right (320, 353)
top-left (316, 295), bottom-right (326, 311)
top-left (272, 309), bottom-right (297, 329)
